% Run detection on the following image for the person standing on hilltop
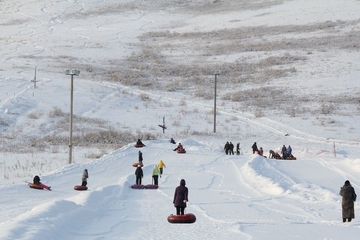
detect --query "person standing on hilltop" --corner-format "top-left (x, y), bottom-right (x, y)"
top-left (224, 141), bottom-right (229, 155)
top-left (252, 142), bottom-right (258, 154)
top-left (229, 142), bottom-right (234, 155)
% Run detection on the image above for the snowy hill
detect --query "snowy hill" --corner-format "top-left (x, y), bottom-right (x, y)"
top-left (1, 0), bottom-right (360, 239)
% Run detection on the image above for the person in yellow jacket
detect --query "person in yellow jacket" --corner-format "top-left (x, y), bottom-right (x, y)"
top-left (157, 160), bottom-right (166, 177)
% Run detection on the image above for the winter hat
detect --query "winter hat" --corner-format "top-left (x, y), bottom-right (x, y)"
top-left (180, 179), bottom-right (186, 186)
top-left (345, 180), bottom-right (350, 186)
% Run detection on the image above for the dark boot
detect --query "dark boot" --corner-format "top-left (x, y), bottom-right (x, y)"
top-left (348, 218), bottom-right (352, 222)
top-left (343, 218), bottom-right (346, 222)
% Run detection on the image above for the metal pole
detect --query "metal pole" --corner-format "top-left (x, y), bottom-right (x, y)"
top-left (69, 74), bottom-right (74, 164)
top-left (65, 69), bottom-right (79, 165)
top-left (214, 74), bottom-right (217, 133)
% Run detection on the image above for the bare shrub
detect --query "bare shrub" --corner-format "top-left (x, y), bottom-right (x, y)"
top-left (0, 118), bottom-right (9, 126)
top-left (27, 111), bottom-right (43, 119)
top-left (254, 108), bottom-right (264, 118)
top-left (172, 120), bottom-right (181, 126)
top-left (179, 99), bottom-right (187, 106)
top-left (48, 107), bottom-right (65, 118)
top-left (163, 101), bottom-right (173, 107)
top-left (319, 103), bottom-right (336, 115)
top-left (139, 93), bottom-right (150, 101)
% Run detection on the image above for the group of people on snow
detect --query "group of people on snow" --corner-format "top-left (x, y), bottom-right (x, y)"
top-left (33, 136), bottom-right (356, 222)
top-left (251, 142), bottom-right (264, 156)
top-left (134, 159), bottom-right (166, 186)
top-left (33, 168), bottom-right (88, 190)
top-left (133, 138), bottom-right (189, 216)
top-left (224, 141), bottom-right (241, 155)
top-left (252, 142), bottom-right (295, 160)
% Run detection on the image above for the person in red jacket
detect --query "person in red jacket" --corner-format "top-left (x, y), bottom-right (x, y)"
top-left (173, 179), bottom-right (189, 215)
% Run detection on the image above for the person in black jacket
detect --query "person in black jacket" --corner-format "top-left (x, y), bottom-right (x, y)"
top-left (252, 142), bottom-right (258, 154)
top-left (33, 175), bottom-right (40, 184)
top-left (135, 165), bottom-right (143, 185)
top-left (229, 142), bottom-right (234, 155)
top-left (138, 151), bottom-right (143, 164)
top-left (236, 143), bottom-right (240, 155)
top-left (173, 179), bottom-right (189, 215)
top-left (224, 142), bottom-right (229, 155)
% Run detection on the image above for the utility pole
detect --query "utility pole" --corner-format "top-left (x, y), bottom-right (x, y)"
top-left (65, 69), bottom-right (80, 164)
top-left (30, 67), bottom-right (37, 89)
top-left (211, 70), bottom-right (221, 133)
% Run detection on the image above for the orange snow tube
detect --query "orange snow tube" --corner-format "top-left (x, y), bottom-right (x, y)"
top-left (74, 185), bottom-right (88, 191)
top-left (167, 213), bottom-right (196, 224)
top-left (29, 183), bottom-right (44, 190)
top-left (177, 149), bottom-right (186, 154)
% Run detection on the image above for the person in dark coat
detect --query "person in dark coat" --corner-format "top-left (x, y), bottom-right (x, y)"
top-left (229, 142), bottom-right (234, 155)
top-left (170, 138), bottom-right (176, 144)
top-left (340, 180), bottom-right (357, 222)
top-left (236, 143), bottom-right (240, 155)
top-left (136, 139), bottom-right (145, 146)
top-left (81, 169), bottom-right (89, 186)
top-left (224, 142), bottom-right (230, 155)
top-left (173, 179), bottom-right (189, 215)
top-left (33, 175), bottom-right (40, 184)
top-left (138, 151), bottom-right (143, 164)
top-left (135, 165), bottom-right (143, 185)
top-left (252, 142), bottom-right (258, 154)
top-left (281, 145), bottom-right (287, 159)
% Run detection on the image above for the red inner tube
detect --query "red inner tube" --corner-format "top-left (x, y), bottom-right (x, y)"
top-left (167, 213), bottom-right (196, 224)
top-left (177, 149), bottom-right (186, 153)
top-left (29, 183), bottom-right (44, 190)
top-left (131, 184), bottom-right (145, 189)
top-left (145, 184), bottom-right (158, 189)
top-left (74, 185), bottom-right (88, 191)
top-left (132, 163), bottom-right (144, 167)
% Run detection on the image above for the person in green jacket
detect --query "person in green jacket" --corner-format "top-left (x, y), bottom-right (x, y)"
top-left (152, 165), bottom-right (160, 185)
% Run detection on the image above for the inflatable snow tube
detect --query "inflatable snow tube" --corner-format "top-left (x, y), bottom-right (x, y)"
top-left (29, 183), bottom-right (44, 190)
top-left (177, 149), bottom-right (186, 154)
top-left (74, 185), bottom-right (88, 191)
top-left (132, 163), bottom-right (144, 167)
top-left (131, 184), bottom-right (145, 189)
top-left (145, 184), bottom-right (159, 189)
top-left (167, 213), bottom-right (196, 224)
top-left (134, 143), bottom-right (145, 148)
